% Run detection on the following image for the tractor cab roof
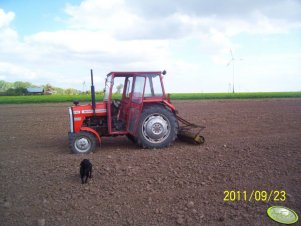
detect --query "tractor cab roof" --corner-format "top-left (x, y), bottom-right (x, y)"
top-left (107, 71), bottom-right (165, 77)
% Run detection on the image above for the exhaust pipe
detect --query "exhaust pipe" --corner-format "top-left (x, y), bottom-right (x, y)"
top-left (90, 69), bottom-right (96, 115)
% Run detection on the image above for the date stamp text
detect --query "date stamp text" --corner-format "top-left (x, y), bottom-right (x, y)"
top-left (223, 190), bottom-right (286, 202)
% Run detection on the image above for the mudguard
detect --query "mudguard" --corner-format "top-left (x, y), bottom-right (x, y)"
top-left (80, 127), bottom-right (101, 145)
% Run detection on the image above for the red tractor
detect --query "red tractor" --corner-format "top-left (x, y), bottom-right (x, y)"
top-left (68, 70), bottom-right (204, 154)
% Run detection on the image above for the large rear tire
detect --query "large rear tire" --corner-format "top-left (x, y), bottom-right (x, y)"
top-left (69, 131), bottom-right (97, 154)
top-left (136, 105), bottom-right (178, 149)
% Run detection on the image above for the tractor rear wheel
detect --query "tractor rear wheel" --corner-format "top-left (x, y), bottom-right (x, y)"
top-left (137, 105), bottom-right (178, 149)
top-left (69, 131), bottom-right (97, 154)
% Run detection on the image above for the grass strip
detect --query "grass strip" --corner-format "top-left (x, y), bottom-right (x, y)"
top-left (0, 92), bottom-right (301, 104)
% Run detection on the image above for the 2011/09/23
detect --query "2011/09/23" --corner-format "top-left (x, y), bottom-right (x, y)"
top-left (223, 190), bottom-right (286, 202)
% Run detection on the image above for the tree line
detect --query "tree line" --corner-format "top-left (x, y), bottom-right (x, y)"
top-left (0, 80), bottom-right (82, 96)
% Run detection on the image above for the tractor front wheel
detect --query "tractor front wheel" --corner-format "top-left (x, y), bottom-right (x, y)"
top-left (69, 131), bottom-right (97, 154)
top-left (137, 105), bottom-right (178, 149)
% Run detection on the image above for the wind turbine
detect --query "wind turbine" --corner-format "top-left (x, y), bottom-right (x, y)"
top-left (227, 49), bottom-right (242, 93)
top-left (82, 81), bottom-right (86, 93)
top-left (227, 49), bottom-right (235, 93)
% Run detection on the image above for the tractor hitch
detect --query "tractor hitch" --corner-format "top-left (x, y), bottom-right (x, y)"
top-left (176, 115), bottom-right (205, 144)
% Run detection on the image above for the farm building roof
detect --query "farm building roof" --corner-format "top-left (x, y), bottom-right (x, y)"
top-left (26, 87), bottom-right (44, 93)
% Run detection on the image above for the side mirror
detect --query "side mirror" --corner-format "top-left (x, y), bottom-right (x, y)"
top-left (162, 70), bottom-right (166, 75)
top-left (73, 100), bottom-right (79, 106)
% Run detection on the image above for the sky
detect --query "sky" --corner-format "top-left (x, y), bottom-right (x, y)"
top-left (0, 0), bottom-right (300, 93)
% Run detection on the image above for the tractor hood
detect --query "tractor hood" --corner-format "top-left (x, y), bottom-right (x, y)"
top-left (71, 102), bottom-right (107, 117)
top-left (69, 102), bottom-right (107, 133)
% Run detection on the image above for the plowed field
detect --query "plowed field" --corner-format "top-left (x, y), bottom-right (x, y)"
top-left (1, 99), bottom-right (300, 226)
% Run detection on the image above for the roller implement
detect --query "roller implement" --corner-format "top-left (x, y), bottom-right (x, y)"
top-left (176, 115), bottom-right (205, 144)
top-left (68, 70), bottom-right (205, 154)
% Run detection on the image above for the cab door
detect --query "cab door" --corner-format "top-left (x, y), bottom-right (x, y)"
top-left (127, 76), bottom-right (145, 135)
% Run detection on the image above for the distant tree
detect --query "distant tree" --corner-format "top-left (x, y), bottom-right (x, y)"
top-left (53, 87), bottom-right (65, 94)
top-left (115, 84), bottom-right (123, 94)
top-left (43, 83), bottom-right (54, 94)
top-left (16, 87), bottom-right (28, 95)
top-left (0, 80), bottom-right (84, 96)
top-left (0, 80), bottom-right (7, 92)
top-left (5, 88), bottom-right (15, 95)
top-left (5, 87), bottom-right (28, 96)
top-left (13, 81), bottom-right (32, 89)
top-left (95, 90), bottom-right (104, 95)
top-left (65, 88), bottom-right (80, 95)
top-left (0, 80), bottom-right (13, 92)
top-left (65, 88), bottom-right (72, 95)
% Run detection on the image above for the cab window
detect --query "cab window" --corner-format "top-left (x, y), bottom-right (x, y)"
top-left (144, 74), bottom-right (163, 97)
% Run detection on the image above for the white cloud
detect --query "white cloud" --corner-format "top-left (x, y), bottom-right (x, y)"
top-left (25, 30), bottom-right (171, 68)
top-left (62, 0), bottom-right (301, 40)
top-left (0, 10), bottom-right (22, 54)
top-left (0, 9), bottom-right (15, 28)
top-left (0, 62), bottom-right (37, 80)
top-left (64, 0), bottom-right (139, 32)
top-left (126, 0), bottom-right (301, 22)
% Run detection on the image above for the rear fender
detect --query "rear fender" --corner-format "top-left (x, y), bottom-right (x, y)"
top-left (162, 100), bottom-right (176, 112)
top-left (143, 101), bottom-right (177, 113)
top-left (80, 127), bottom-right (101, 146)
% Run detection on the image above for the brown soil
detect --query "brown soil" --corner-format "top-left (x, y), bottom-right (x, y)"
top-left (0, 99), bottom-right (300, 226)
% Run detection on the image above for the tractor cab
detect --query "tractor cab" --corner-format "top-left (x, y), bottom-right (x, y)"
top-left (103, 71), bottom-right (170, 136)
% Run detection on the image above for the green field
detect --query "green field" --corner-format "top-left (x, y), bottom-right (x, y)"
top-left (169, 92), bottom-right (301, 99)
top-left (0, 92), bottom-right (301, 104)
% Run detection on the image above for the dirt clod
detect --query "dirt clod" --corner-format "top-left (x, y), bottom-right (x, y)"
top-left (176, 215), bottom-right (185, 225)
top-left (3, 201), bottom-right (10, 208)
top-left (37, 218), bottom-right (45, 226)
top-left (218, 216), bottom-right (225, 222)
top-left (187, 201), bottom-right (194, 208)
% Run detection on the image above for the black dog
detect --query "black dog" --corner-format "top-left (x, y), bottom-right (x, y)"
top-left (80, 159), bottom-right (92, 184)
